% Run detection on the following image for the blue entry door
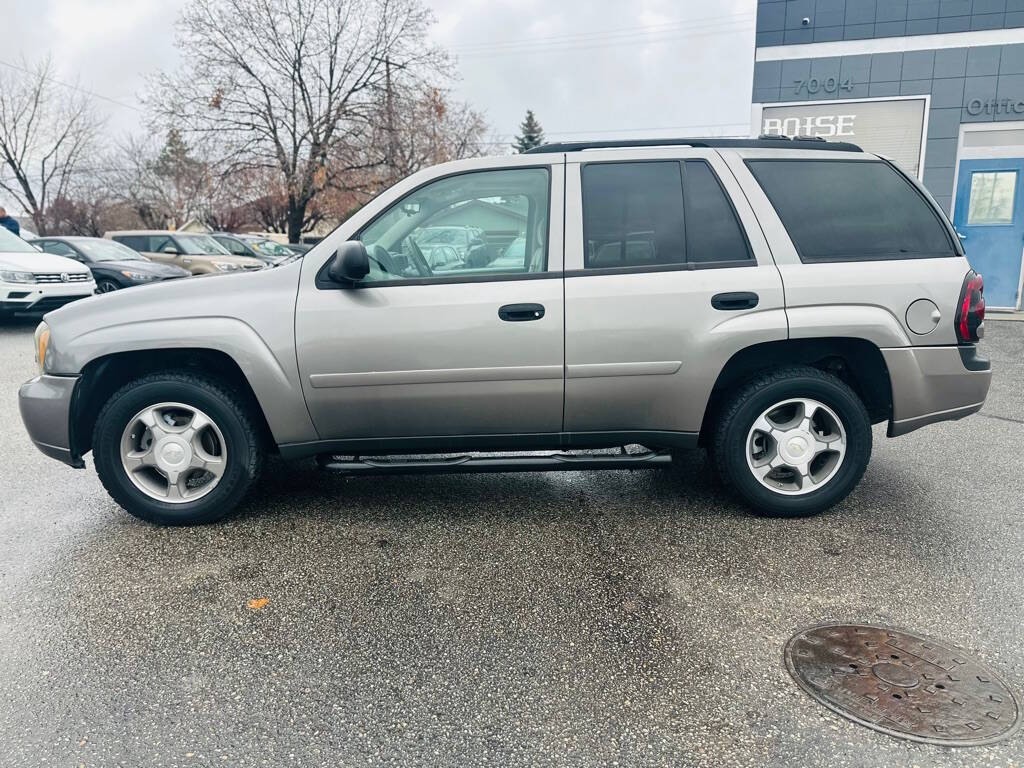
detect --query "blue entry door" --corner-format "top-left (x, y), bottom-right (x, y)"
top-left (953, 158), bottom-right (1024, 309)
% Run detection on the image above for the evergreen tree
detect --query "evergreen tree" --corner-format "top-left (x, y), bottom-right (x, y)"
top-left (512, 110), bottom-right (545, 153)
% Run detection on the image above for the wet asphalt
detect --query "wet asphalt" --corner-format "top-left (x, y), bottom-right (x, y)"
top-left (0, 317), bottom-right (1022, 768)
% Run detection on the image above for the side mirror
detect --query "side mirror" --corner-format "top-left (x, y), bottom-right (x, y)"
top-left (162, 245), bottom-right (180, 255)
top-left (327, 240), bottom-right (369, 284)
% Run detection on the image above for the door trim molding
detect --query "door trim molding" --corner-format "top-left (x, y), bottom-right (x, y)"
top-left (566, 361), bottom-right (682, 378)
top-left (309, 364), bottom-right (564, 388)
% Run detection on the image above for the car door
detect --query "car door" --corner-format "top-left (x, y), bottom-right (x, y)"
top-left (562, 148), bottom-right (787, 439)
top-left (295, 161), bottom-right (565, 443)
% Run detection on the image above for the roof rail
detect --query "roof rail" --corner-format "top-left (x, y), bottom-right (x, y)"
top-left (523, 137), bottom-right (863, 154)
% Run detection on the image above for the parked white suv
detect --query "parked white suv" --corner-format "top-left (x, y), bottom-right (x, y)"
top-left (0, 227), bottom-right (95, 317)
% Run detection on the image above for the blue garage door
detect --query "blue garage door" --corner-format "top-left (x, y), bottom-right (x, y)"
top-left (953, 158), bottom-right (1024, 309)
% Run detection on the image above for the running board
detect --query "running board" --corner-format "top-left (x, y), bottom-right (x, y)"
top-left (317, 450), bottom-right (673, 476)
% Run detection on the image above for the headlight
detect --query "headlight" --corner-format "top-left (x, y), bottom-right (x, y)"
top-left (119, 270), bottom-right (159, 280)
top-left (34, 321), bottom-right (50, 373)
top-left (1, 270), bottom-right (35, 283)
top-left (213, 262), bottom-right (241, 272)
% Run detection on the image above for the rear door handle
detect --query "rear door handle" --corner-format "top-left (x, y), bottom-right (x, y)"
top-left (711, 292), bottom-right (759, 311)
top-left (498, 303), bottom-right (545, 322)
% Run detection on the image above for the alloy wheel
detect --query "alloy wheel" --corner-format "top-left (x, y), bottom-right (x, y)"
top-left (745, 397), bottom-right (847, 495)
top-left (119, 402), bottom-right (227, 503)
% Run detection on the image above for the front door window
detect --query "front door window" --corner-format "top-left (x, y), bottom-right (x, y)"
top-left (357, 168), bottom-right (550, 282)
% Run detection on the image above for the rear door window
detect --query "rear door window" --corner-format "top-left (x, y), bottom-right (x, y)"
top-left (582, 162), bottom-right (684, 268)
top-left (746, 159), bottom-right (954, 262)
top-left (581, 160), bottom-right (753, 270)
top-left (114, 235), bottom-right (147, 251)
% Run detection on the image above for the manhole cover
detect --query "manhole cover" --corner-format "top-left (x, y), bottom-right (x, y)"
top-left (785, 623), bottom-right (1020, 746)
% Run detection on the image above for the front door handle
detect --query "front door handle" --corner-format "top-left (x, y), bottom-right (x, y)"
top-left (498, 303), bottom-right (545, 322)
top-left (711, 292), bottom-right (759, 311)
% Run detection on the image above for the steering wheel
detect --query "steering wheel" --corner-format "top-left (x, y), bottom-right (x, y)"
top-left (404, 237), bottom-right (433, 277)
top-left (367, 244), bottom-right (398, 275)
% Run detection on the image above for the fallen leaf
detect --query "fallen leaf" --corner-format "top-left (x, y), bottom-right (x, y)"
top-left (246, 597), bottom-right (269, 611)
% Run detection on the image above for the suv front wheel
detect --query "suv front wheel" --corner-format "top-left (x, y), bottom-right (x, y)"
top-left (92, 372), bottom-right (263, 525)
top-left (712, 366), bottom-right (872, 517)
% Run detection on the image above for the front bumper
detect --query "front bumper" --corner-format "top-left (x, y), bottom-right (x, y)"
top-left (0, 283), bottom-right (95, 316)
top-left (18, 374), bottom-right (83, 467)
top-left (882, 345), bottom-right (992, 437)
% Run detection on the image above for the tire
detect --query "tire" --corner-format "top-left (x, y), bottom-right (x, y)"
top-left (96, 278), bottom-right (121, 293)
top-left (92, 372), bottom-right (263, 525)
top-left (711, 366), bottom-right (871, 518)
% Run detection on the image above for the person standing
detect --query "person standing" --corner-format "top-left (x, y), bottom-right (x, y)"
top-left (0, 207), bottom-right (20, 236)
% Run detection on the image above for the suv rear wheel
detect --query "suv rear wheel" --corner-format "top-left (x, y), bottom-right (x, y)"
top-left (92, 372), bottom-right (263, 525)
top-left (712, 366), bottom-right (871, 517)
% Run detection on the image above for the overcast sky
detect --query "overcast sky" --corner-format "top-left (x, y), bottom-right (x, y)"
top-left (1, 0), bottom-right (755, 208)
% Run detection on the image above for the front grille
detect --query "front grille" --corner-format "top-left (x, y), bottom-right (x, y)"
top-left (33, 272), bottom-right (91, 283)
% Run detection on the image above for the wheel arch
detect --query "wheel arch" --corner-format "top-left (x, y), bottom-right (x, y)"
top-left (71, 347), bottom-right (281, 460)
top-left (94, 273), bottom-right (126, 290)
top-left (699, 337), bottom-right (893, 445)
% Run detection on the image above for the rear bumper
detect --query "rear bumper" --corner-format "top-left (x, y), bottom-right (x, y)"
top-left (882, 345), bottom-right (991, 437)
top-left (18, 374), bottom-right (84, 467)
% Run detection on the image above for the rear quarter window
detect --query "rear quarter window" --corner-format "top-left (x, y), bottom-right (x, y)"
top-left (746, 159), bottom-right (955, 262)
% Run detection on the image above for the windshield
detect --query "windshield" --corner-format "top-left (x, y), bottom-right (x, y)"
top-left (0, 225), bottom-right (38, 253)
top-left (249, 239), bottom-right (294, 258)
top-left (76, 239), bottom-right (145, 262)
top-left (177, 234), bottom-right (231, 255)
top-left (415, 228), bottom-right (464, 245)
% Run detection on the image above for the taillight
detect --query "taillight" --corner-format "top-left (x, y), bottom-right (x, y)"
top-left (955, 271), bottom-right (985, 343)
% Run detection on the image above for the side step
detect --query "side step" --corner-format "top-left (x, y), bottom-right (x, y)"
top-left (317, 450), bottom-right (673, 476)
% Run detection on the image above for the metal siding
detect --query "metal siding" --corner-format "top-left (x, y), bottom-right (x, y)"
top-left (757, 0), bottom-right (1024, 45)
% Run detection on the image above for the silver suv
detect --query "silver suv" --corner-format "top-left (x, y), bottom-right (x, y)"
top-left (19, 137), bottom-right (991, 525)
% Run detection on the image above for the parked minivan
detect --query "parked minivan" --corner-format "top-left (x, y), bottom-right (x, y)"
top-left (21, 137), bottom-right (989, 525)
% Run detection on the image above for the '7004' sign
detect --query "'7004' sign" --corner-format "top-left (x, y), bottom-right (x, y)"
top-left (793, 77), bottom-right (855, 96)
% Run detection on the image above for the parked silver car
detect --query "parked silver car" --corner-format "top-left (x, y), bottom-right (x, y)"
top-left (19, 137), bottom-right (990, 525)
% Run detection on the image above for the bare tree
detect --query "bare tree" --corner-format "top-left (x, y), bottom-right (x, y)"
top-left (326, 86), bottom-right (487, 218)
top-left (152, 0), bottom-right (450, 242)
top-left (110, 131), bottom-right (214, 229)
top-left (375, 86), bottom-right (486, 182)
top-left (0, 57), bottom-right (103, 235)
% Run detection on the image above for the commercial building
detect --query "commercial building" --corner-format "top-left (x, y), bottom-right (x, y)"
top-left (752, 0), bottom-right (1024, 309)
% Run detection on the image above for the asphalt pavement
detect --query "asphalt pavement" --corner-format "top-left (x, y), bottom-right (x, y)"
top-left (1, 317), bottom-right (1022, 768)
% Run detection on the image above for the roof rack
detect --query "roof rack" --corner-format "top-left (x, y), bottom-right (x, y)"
top-left (523, 136), bottom-right (863, 154)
